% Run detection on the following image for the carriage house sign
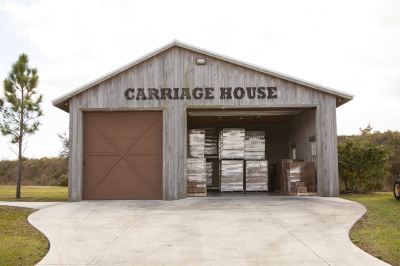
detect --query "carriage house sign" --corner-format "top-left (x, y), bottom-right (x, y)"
top-left (124, 86), bottom-right (278, 101)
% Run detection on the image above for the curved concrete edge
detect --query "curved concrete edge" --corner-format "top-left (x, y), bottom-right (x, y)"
top-left (274, 196), bottom-right (390, 266)
top-left (338, 197), bottom-right (390, 266)
top-left (0, 201), bottom-right (63, 209)
top-left (27, 211), bottom-right (54, 266)
top-left (26, 203), bottom-right (72, 266)
top-left (0, 201), bottom-right (66, 266)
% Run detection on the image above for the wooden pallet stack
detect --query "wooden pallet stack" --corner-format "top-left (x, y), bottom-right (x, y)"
top-left (188, 129), bottom-right (205, 158)
top-left (286, 162), bottom-right (304, 194)
top-left (206, 161), bottom-right (213, 186)
top-left (244, 130), bottom-right (265, 159)
top-left (245, 160), bottom-right (268, 191)
top-left (220, 160), bottom-right (244, 192)
top-left (218, 128), bottom-right (245, 159)
top-left (219, 128), bottom-right (245, 192)
top-left (277, 160), bottom-right (317, 195)
top-left (204, 128), bottom-right (218, 156)
top-left (295, 181), bottom-right (308, 196)
top-left (187, 158), bottom-right (207, 196)
top-left (204, 128), bottom-right (219, 189)
top-left (187, 129), bottom-right (207, 196)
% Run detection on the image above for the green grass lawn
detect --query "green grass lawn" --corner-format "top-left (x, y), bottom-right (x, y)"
top-left (341, 192), bottom-right (400, 266)
top-left (0, 185), bottom-right (67, 201)
top-left (0, 206), bottom-right (49, 266)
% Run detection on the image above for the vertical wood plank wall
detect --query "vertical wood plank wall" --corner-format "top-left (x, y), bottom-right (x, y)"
top-left (288, 109), bottom-right (317, 162)
top-left (68, 46), bottom-right (339, 200)
top-left (316, 96), bottom-right (339, 196)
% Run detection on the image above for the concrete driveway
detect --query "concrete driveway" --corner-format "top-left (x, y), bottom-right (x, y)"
top-left (24, 196), bottom-right (388, 266)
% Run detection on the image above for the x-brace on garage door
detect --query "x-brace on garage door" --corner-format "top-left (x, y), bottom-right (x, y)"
top-left (83, 111), bottom-right (163, 200)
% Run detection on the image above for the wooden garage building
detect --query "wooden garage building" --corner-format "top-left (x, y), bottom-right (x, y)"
top-left (53, 40), bottom-right (353, 201)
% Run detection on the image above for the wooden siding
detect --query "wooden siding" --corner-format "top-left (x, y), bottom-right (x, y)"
top-left (68, 46), bottom-right (339, 200)
top-left (316, 96), bottom-right (339, 196)
top-left (288, 109), bottom-right (316, 162)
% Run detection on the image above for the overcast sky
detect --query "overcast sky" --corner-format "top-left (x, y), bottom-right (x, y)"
top-left (0, 0), bottom-right (399, 160)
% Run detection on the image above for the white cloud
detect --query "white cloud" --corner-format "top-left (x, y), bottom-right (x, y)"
top-left (0, 0), bottom-right (399, 159)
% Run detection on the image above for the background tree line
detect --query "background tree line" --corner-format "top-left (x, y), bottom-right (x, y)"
top-left (0, 157), bottom-right (67, 186)
top-left (0, 125), bottom-right (398, 193)
top-left (0, 132), bottom-right (69, 186)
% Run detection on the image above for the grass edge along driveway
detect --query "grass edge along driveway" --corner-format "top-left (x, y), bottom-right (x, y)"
top-left (0, 185), bottom-right (67, 201)
top-left (341, 192), bottom-right (400, 266)
top-left (0, 206), bottom-right (49, 266)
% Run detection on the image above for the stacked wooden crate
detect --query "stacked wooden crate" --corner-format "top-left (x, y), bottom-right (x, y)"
top-left (187, 129), bottom-right (207, 196)
top-left (277, 160), bottom-right (317, 195)
top-left (204, 128), bottom-right (219, 189)
top-left (206, 161), bottom-right (213, 186)
top-left (245, 160), bottom-right (268, 191)
top-left (244, 130), bottom-right (268, 192)
top-left (204, 128), bottom-right (218, 156)
top-left (244, 130), bottom-right (265, 159)
top-left (188, 129), bottom-right (205, 158)
top-left (220, 160), bottom-right (244, 192)
top-left (187, 158), bottom-right (207, 196)
top-left (286, 162), bottom-right (304, 194)
top-left (295, 181), bottom-right (308, 196)
top-left (219, 128), bottom-right (245, 192)
top-left (206, 159), bottom-right (219, 188)
top-left (219, 128), bottom-right (245, 159)
top-left (187, 128), bottom-right (272, 194)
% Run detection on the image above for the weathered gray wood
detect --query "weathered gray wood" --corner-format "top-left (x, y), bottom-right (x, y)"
top-left (288, 109), bottom-right (316, 162)
top-left (68, 98), bottom-right (82, 201)
top-left (316, 96), bottom-right (339, 196)
top-left (66, 46), bottom-right (341, 200)
top-left (68, 100), bottom-right (74, 201)
top-left (53, 40), bottom-right (353, 110)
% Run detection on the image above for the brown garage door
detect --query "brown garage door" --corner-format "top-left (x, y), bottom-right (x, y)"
top-left (83, 111), bottom-right (163, 200)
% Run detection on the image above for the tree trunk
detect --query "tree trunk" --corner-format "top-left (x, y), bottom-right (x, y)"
top-left (16, 139), bottom-right (22, 199)
top-left (16, 87), bottom-right (24, 199)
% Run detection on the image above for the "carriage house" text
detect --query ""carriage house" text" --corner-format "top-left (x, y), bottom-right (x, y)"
top-left (124, 87), bottom-right (278, 100)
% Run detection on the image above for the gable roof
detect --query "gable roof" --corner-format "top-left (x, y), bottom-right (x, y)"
top-left (53, 40), bottom-right (353, 111)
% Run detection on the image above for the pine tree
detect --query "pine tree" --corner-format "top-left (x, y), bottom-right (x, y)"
top-left (0, 53), bottom-right (43, 199)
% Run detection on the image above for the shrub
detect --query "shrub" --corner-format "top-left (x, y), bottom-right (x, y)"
top-left (338, 139), bottom-right (391, 193)
top-left (58, 174), bottom-right (68, 187)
